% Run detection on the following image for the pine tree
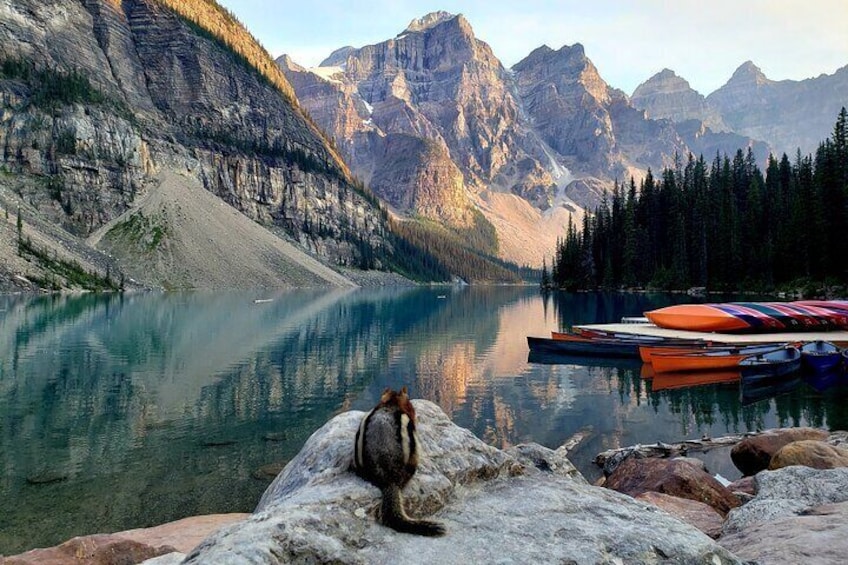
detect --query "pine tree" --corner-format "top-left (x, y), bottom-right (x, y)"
top-left (540, 258), bottom-right (551, 290)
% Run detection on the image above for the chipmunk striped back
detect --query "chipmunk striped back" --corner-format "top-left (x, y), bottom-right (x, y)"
top-left (353, 387), bottom-right (445, 536)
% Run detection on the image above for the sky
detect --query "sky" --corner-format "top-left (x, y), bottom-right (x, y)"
top-left (218, 1), bottom-right (848, 95)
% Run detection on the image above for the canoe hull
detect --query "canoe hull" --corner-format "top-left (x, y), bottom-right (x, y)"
top-left (650, 344), bottom-right (785, 374)
top-left (645, 301), bottom-right (848, 333)
top-left (800, 341), bottom-right (842, 373)
top-left (645, 304), bottom-right (750, 332)
top-left (639, 345), bottom-right (707, 364)
top-left (739, 347), bottom-right (802, 380)
top-left (527, 336), bottom-right (640, 358)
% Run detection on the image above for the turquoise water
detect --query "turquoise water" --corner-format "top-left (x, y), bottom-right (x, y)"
top-left (1, 287), bottom-right (847, 554)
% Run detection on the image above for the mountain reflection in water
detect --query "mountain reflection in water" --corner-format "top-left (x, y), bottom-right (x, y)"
top-left (1, 288), bottom-right (846, 554)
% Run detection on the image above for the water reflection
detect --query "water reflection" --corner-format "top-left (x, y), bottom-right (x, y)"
top-left (1, 289), bottom-right (847, 554)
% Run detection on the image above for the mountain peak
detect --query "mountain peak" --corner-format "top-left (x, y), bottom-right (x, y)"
top-left (633, 68), bottom-right (695, 96)
top-left (403, 11), bottom-right (458, 34)
top-left (276, 54), bottom-right (304, 73)
top-left (320, 46), bottom-right (357, 67)
top-left (728, 60), bottom-right (769, 85)
top-left (655, 68), bottom-right (678, 80)
top-left (514, 43), bottom-right (588, 73)
top-left (562, 43), bottom-right (585, 58)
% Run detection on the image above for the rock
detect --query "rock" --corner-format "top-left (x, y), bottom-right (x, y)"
top-left (141, 555), bottom-right (185, 565)
top-left (722, 466), bottom-right (848, 535)
top-left (504, 442), bottom-right (587, 483)
top-left (720, 501), bottom-right (848, 563)
top-left (726, 476), bottom-right (756, 497)
top-left (0, 0), bottom-right (394, 291)
top-left (631, 68), bottom-right (727, 131)
top-left (182, 401), bottom-right (740, 564)
top-left (706, 61), bottom-right (848, 157)
top-left (605, 456), bottom-right (740, 516)
top-left (730, 427), bottom-right (828, 476)
top-left (769, 440), bottom-right (848, 470)
top-left (251, 462), bottom-right (287, 481)
top-left (3, 535), bottom-right (174, 565)
top-left (117, 513), bottom-right (249, 554)
top-left (281, 12), bottom-right (562, 267)
top-left (24, 471), bottom-right (69, 485)
top-left (3, 514), bottom-right (248, 565)
top-left (674, 456), bottom-right (708, 473)
top-left (635, 491), bottom-right (724, 538)
top-left (367, 133), bottom-right (478, 229)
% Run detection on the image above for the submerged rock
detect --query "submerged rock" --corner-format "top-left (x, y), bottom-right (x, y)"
top-left (180, 401), bottom-right (740, 564)
top-left (24, 471), bottom-right (69, 485)
top-left (4, 534), bottom-right (174, 565)
top-left (251, 462), bottom-right (287, 481)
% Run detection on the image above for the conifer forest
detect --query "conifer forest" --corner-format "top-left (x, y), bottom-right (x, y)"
top-left (547, 109), bottom-right (848, 293)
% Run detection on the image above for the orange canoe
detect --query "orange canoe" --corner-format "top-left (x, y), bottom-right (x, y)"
top-left (650, 344), bottom-right (784, 373)
top-left (639, 341), bottom-right (764, 364)
top-left (639, 344), bottom-right (707, 364)
top-left (645, 304), bottom-right (751, 332)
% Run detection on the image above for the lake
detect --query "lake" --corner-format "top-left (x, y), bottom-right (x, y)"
top-left (1, 287), bottom-right (847, 554)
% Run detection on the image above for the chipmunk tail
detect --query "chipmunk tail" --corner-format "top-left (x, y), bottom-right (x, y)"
top-left (380, 484), bottom-right (446, 537)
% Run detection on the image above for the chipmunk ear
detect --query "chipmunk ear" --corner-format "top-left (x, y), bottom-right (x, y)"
top-left (400, 386), bottom-right (408, 395)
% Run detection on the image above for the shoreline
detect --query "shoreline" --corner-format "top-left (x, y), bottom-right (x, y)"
top-left (6, 426), bottom-right (848, 563)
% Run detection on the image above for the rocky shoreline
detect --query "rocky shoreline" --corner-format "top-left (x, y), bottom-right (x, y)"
top-left (5, 403), bottom-right (848, 564)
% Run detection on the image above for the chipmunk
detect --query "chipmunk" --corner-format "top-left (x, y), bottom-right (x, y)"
top-left (353, 387), bottom-right (446, 536)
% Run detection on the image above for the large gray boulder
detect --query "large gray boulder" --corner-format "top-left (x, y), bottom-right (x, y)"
top-left (720, 466), bottom-right (848, 563)
top-left (175, 400), bottom-right (739, 564)
top-left (720, 502), bottom-right (848, 565)
top-left (722, 466), bottom-right (848, 535)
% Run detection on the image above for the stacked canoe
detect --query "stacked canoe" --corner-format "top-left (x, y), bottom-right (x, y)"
top-left (644, 300), bottom-right (848, 333)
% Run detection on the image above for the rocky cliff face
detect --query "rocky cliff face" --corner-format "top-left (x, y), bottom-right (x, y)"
top-left (631, 69), bottom-right (727, 132)
top-left (633, 62), bottom-right (848, 158)
top-left (369, 134), bottom-right (476, 227)
top-left (707, 61), bottom-right (848, 157)
top-left (0, 0), bottom-right (392, 289)
top-left (512, 45), bottom-right (755, 181)
top-left (279, 13), bottom-right (559, 221)
top-left (513, 44), bottom-right (623, 176)
top-left (280, 15), bottom-right (736, 267)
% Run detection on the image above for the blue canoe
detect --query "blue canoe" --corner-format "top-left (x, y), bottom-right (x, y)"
top-left (800, 340), bottom-right (842, 373)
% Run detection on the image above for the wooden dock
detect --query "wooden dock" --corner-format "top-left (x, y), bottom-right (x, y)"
top-left (576, 323), bottom-right (848, 346)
